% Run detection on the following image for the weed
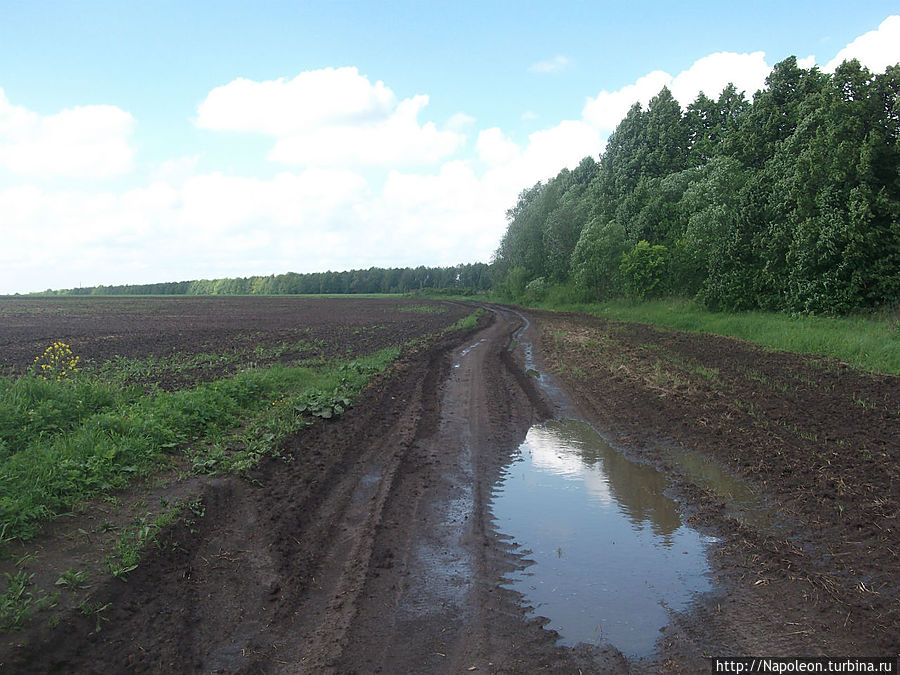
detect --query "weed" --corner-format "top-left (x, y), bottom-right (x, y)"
top-left (187, 499), bottom-right (205, 518)
top-left (1, 342), bottom-right (401, 541)
top-left (530, 298), bottom-right (899, 375)
top-left (0, 571), bottom-right (35, 630)
top-left (56, 568), bottom-right (90, 592)
top-left (693, 365), bottom-right (720, 381)
top-left (78, 599), bottom-right (111, 633)
top-left (32, 342), bottom-right (80, 382)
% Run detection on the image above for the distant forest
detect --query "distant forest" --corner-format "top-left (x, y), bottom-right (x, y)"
top-left (42, 264), bottom-right (492, 297)
top-left (46, 58), bottom-right (898, 314)
top-left (493, 57), bottom-right (900, 314)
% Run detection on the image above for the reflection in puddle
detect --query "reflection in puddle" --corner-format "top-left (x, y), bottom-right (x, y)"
top-left (493, 420), bottom-right (714, 658)
top-left (454, 339), bottom-right (487, 368)
top-left (663, 447), bottom-right (778, 530)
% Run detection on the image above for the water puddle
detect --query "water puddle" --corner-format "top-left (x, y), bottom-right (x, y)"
top-left (662, 447), bottom-right (779, 530)
top-left (492, 419), bottom-right (715, 658)
top-left (454, 338), bottom-right (486, 368)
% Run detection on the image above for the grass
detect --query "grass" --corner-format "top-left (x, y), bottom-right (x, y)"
top-left (397, 303), bottom-right (446, 315)
top-left (526, 297), bottom-right (899, 376)
top-left (0, 571), bottom-right (34, 630)
top-left (0, 347), bottom-right (401, 543)
top-left (105, 509), bottom-right (181, 578)
top-left (445, 308), bottom-right (484, 332)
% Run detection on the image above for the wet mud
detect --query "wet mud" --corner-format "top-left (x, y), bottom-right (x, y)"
top-left (1, 300), bottom-right (897, 672)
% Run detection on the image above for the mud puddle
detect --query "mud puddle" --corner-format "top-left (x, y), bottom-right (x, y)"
top-left (662, 447), bottom-right (780, 530)
top-left (492, 419), bottom-right (716, 658)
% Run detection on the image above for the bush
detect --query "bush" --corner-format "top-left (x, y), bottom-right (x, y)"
top-left (524, 277), bottom-right (548, 301)
top-left (620, 240), bottom-right (670, 300)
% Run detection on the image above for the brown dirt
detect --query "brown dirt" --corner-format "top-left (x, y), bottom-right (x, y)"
top-left (0, 296), bottom-right (471, 385)
top-left (0, 298), bottom-right (897, 672)
top-left (523, 309), bottom-right (899, 670)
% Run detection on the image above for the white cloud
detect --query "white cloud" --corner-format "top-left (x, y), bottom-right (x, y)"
top-left (0, 169), bottom-right (373, 292)
top-left (0, 88), bottom-right (134, 177)
top-left (177, 169), bottom-right (369, 232)
top-left (476, 127), bottom-right (521, 166)
top-left (583, 52), bottom-right (772, 131)
top-left (196, 67), bottom-right (465, 167)
top-left (582, 70), bottom-right (672, 131)
top-left (445, 112), bottom-right (476, 132)
top-left (668, 51), bottom-right (770, 105)
top-left (267, 95), bottom-right (465, 167)
top-left (797, 55), bottom-right (817, 69)
top-left (151, 155), bottom-right (199, 185)
top-left (529, 55), bottom-right (572, 74)
top-left (11, 16), bottom-right (900, 294)
top-left (825, 15), bottom-right (900, 72)
top-left (195, 67), bottom-right (396, 135)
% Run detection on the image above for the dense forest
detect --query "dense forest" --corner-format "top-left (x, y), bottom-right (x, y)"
top-left (42, 58), bottom-right (898, 314)
top-left (40, 264), bottom-right (492, 297)
top-left (494, 57), bottom-right (900, 313)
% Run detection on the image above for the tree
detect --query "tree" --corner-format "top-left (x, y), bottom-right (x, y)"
top-left (620, 240), bottom-right (670, 300)
top-left (570, 220), bottom-right (628, 300)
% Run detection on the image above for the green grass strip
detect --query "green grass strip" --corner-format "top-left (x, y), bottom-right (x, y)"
top-left (0, 348), bottom-right (399, 543)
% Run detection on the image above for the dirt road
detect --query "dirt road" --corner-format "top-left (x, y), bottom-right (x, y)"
top-left (2, 302), bottom-right (896, 672)
top-left (2, 305), bottom-right (596, 672)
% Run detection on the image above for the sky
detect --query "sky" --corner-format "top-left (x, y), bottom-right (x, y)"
top-left (1, 2), bottom-right (899, 294)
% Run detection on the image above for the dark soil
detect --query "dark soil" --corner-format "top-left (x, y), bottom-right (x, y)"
top-left (0, 298), bottom-right (897, 672)
top-left (0, 296), bottom-right (471, 384)
top-left (525, 309), bottom-right (899, 669)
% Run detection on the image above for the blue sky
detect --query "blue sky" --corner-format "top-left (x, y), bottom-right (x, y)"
top-left (1, 1), bottom-right (899, 293)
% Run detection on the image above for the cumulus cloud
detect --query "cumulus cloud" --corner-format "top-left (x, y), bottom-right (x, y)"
top-left (0, 168), bottom-right (373, 292)
top-left (529, 55), bottom-right (572, 74)
top-left (195, 67), bottom-right (396, 135)
top-left (476, 127), bottom-right (521, 166)
top-left (267, 95), bottom-right (465, 167)
top-left (11, 17), bottom-right (899, 294)
top-left (196, 67), bottom-right (465, 167)
top-left (667, 51), bottom-right (770, 105)
top-left (825, 15), bottom-right (900, 72)
top-left (0, 88), bottom-right (134, 177)
top-left (582, 70), bottom-right (672, 131)
top-left (583, 52), bottom-right (771, 132)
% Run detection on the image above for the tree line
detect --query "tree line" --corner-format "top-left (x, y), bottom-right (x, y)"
top-left (493, 57), bottom-right (900, 313)
top-left (41, 264), bottom-right (493, 297)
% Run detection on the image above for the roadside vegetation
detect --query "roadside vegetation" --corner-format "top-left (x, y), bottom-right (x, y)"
top-left (0, 308), bottom-right (482, 549)
top-left (0, 344), bottom-right (396, 545)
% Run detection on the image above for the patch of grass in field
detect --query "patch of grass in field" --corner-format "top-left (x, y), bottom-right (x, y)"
top-left (530, 298), bottom-right (899, 376)
top-left (397, 303), bottom-right (446, 315)
top-left (105, 508), bottom-right (181, 579)
top-left (91, 339), bottom-right (312, 386)
top-left (444, 309), bottom-right (484, 333)
top-left (0, 347), bottom-right (401, 543)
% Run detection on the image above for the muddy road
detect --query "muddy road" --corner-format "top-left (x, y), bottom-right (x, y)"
top-left (1, 302), bottom-right (897, 672)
